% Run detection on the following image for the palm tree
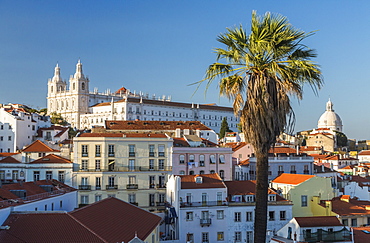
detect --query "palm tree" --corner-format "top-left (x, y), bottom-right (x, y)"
top-left (200, 11), bottom-right (322, 242)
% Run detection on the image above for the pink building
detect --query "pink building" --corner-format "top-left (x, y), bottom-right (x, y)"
top-left (172, 136), bottom-right (233, 180)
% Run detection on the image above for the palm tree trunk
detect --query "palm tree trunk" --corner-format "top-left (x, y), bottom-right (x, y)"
top-left (254, 151), bottom-right (269, 243)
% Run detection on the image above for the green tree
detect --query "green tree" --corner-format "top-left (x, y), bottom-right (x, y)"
top-left (200, 11), bottom-right (322, 242)
top-left (50, 112), bottom-right (68, 126)
top-left (219, 117), bottom-right (232, 138)
top-left (335, 131), bottom-right (348, 147)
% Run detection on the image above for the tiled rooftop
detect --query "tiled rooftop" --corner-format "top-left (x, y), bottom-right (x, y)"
top-left (272, 173), bottom-right (315, 185)
top-left (105, 120), bottom-right (212, 131)
top-left (295, 216), bottom-right (343, 227)
top-left (180, 173), bottom-right (226, 189)
top-left (22, 140), bottom-right (60, 153)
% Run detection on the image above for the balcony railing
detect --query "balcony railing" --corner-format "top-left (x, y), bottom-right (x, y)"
top-left (108, 153), bottom-right (115, 157)
top-left (106, 185), bottom-right (118, 190)
top-left (156, 202), bottom-right (166, 206)
top-left (129, 152), bottom-right (135, 157)
top-left (200, 218), bottom-right (211, 227)
top-left (77, 166), bottom-right (172, 172)
top-left (149, 152), bottom-right (156, 157)
top-left (158, 152), bottom-right (165, 157)
top-left (82, 153), bottom-right (88, 157)
top-left (95, 186), bottom-right (101, 190)
top-left (79, 185), bottom-right (91, 190)
top-left (157, 184), bottom-right (166, 189)
top-left (180, 201), bottom-right (227, 208)
top-left (126, 184), bottom-right (138, 189)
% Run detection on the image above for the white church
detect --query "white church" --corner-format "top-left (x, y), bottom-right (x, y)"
top-left (47, 61), bottom-right (239, 131)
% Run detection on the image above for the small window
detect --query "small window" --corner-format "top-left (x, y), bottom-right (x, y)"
top-left (301, 195), bottom-right (308, 207)
top-left (186, 211), bottom-right (193, 221)
top-left (234, 212), bottom-right (241, 222)
top-left (217, 232), bottom-right (224, 241)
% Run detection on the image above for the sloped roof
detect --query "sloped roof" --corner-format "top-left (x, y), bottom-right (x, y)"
top-left (70, 197), bottom-right (161, 243)
top-left (78, 132), bottom-right (167, 138)
top-left (0, 213), bottom-right (106, 242)
top-left (0, 156), bottom-right (21, 163)
top-left (352, 226), bottom-right (370, 243)
top-left (272, 173), bottom-right (315, 185)
top-left (30, 154), bottom-right (72, 164)
top-left (22, 140), bottom-right (60, 153)
top-left (180, 173), bottom-right (226, 189)
top-left (105, 120), bottom-right (212, 131)
top-left (294, 216), bottom-right (343, 227)
top-left (269, 147), bottom-right (298, 154)
top-left (320, 197), bottom-right (370, 216)
top-left (224, 142), bottom-right (248, 151)
top-left (0, 152), bottom-right (19, 157)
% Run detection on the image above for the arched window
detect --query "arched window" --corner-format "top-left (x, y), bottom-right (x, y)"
top-left (179, 170), bottom-right (185, 175)
top-left (210, 155), bottom-right (216, 164)
top-left (200, 170), bottom-right (205, 175)
top-left (199, 155), bottom-right (205, 166)
top-left (219, 155), bottom-right (225, 164)
top-left (179, 155), bottom-right (185, 164)
top-left (73, 83), bottom-right (76, 90)
top-left (210, 170), bottom-right (215, 174)
top-left (51, 86), bottom-right (53, 93)
top-left (81, 82), bottom-right (85, 90)
top-left (189, 170), bottom-right (194, 175)
top-left (219, 170), bottom-right (225, 180)
top-left (189, 155), bottom-right (195, 162)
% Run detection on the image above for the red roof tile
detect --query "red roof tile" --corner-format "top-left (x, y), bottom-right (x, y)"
top-left (0, 156), bottom-right (21, 163)
top-left (0, 152), bottom-right (19, 157)
top-left (180, 173), bottom-right (226, 189)
top-left (70, 197), bottom-right (161, 243)
top-left (78, 132), bottom-right (167, 138)
top-left (294, 216), bottom-right (342, 227)
top-left (30, 154), bottom-right (72, 164)
top-left (22, 140), bottom-right (60, 152)
top-left (105, 120), bottom-right (212, 131)
top-left (359, 150), bottom-right (370, 156)
top-left (353, 226), bottom-right (370, 243)
top-left (224, 142), bottom-right (249, 151)
top-left (320, 197), bottom-right (370, 216)
top-left (272, 173), bottom-right (315, 185)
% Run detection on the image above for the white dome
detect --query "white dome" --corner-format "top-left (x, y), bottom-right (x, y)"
top-left (318, 99), bottom-right (343, 132)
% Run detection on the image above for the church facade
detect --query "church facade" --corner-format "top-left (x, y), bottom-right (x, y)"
top-left (47, 61), bottom-right (239, 131)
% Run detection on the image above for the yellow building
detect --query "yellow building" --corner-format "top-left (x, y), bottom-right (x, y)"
top-left (72, 132), bottom-right (173, 212)
top-left (271, 173), bottom-right (335, 217)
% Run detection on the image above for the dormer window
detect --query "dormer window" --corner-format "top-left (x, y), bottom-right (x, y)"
top-left (246, 195), bottom-right (254, 202)
top-left (268, 195), bottom-right (276, 201)
top-left (195, 176), bottom-right (202, 184)
top-left (232, 195), bottom-right (242, 202)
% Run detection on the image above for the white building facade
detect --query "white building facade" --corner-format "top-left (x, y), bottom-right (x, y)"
top-left (46, 61), bottom-right (239, 131)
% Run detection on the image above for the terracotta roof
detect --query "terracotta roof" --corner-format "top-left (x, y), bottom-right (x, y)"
top-left (359, 150), bottom-right (370, 156)
top-left (30, 154), bottom-right (72, 164)
top-left (0, 213), bottom-right (106, 242)
top-left (320, 197), bottom-right (370, 216)
top-left (180, 173), bottom-right (226, 189)
top-left (272, 173), bottom-right (315, 185)
top-left (299, 146), bottom-right (322, 152)
top-left (269, 147), bottom-right (298, 154)
top-left (353, 226), bottom-right (370, 243)
top-left (173, 137), bottom-right (189, 147)
top-left (0, 156), bottom-right (21, 163)
top-left (22, 140), bottom-right (60, 153)
top-left (349, 175), bottom-right (370, 184)
top-left (309, 132), bottom-right (334, 136)
top-left (294, 216), bottom-right (343, 227)
top-left (0, 152), bottom-right (19, 157)
top-left (115, 86), bottom-right (128, 94)
top-left (238, 159), bottom-right (250, 166)
top-left (105, 120), bottom-right (212, 131)
top-left (70, 197), bottom-right (161, 243)
top-left (224, 142), bottom-right (248, 151)
top-left (36, 125), bottom-right (69, 138)
top-left (78, 132), bottom-right (167, 138)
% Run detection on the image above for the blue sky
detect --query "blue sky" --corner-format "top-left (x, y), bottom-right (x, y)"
top-left (0, 1), bottom-right (368, 140)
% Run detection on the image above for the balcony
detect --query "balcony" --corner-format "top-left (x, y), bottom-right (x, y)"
top-left (82, 153), bottom-right (88, 157)
top-left (158, 152), bottom-right (165, 157)
top-left (129, 152), bottom-right (135, 157)
top-left (77, 166), bottom-right (172, 172)
top-left (106, 185), bottom-right (118, 190)
top-left (108, 153), bottom-right (115, 157)
top-left (126, 184), bottom-right (138, 189)
top-left (95, 186), bottom-right (101, 190)
top-left (149, 152), bottom-right (156, 157)
top-left (200, 218), bottom-right (211, 227)
top-left (79, 185), bottom-right (91, 190)
top-left (180, 201), bottom-right (228, 208)
top-left (157, 184), bottom-right (166, 189)
top-left (156, 202), bottom-right (166, 206)
top-left (130, 202), bottom-right (138, 206)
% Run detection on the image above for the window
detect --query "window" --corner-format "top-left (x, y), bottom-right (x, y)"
top-left (219, 155), bottom-right (225, 163)
top-left (0, 136), bottom-right (2, 141)
top-left (246, 211), bottom-right (253, 221)
top-left (342, 219), bottom-right (348, 226)
top-left (301, 195), bottom-right (308, 207)
top-left (189, 154), bottom-right (195, 162)
top-left (234, 212), bottom-right (241, 222)
top-left (149, 159), bottom-right (154, 170)
top-left (81, 177), bottom-right (88, 185)
top-left (129, 145), bottom-right (135, 157)
top-left (149, 176), bottom-right (155, 188)
top-left (129, 159), bottom-right (135, 171)
top-left (199, 155), bottom-right (205, 166)
top-left (159, 175), bottom-right (165, 188)
top-left (129, 194), bottom-right (136, 204)
top-left (108, 144), bottom-right (115, 157)
top-left (95, 145), bottom-right (101, 157)
top-left (158, 159), bottom-right (164, 170)
top-left (80, 195), bottom-right (88, 204)
top-left (210, 155), bottom-right (216, 164)
top-left (246, 231), bottom-right (253, 243)
top-left (189, 170), bottom-right (194, 175)
top-left (235, 231), bottom-right (242, 242)
top-left (179, 170), bottom-right (185, 175)
top-left (290, 165), bottom-right (296, 173)
top-left (304, 165), bottom-right (309, 174)
top-left (95, 177), bottom-right (101, 190)
top-left (149, 145), bottom-right (155, 157)
top-left (186, 212), bottom-right (193, 221)
top-left (246, 195), bottom-right (254, 202)
top-left (108, 176), bottom-right (115, 187)
top-left (8, 136), bottom-right (11, 141)
top-left (33, 171), bottom-right (40, 181)
top-left (202, 193), bottom-right (207, 205)
top-left (280, 211), bottom-right (286, 220)
top-left (95, 195), bottom-right (102, 202)
top-left (58, 171), bottom-right (65, 183)
top-left (217, 232), bottom-right (224, 241)
top-left (210, 170), bottom-right (215, 174)
top-left (46, 171), bottom-right (52, 180)
top-left (158, 145), bottom-right (165, 157)
top-left (269, 211), bottom-right (275, 221)
top-left (95, 160), bottom-right (101, 170)
top-left (217, 210), bottom-right (224, 219)
top-left (129, 176), bottom-right (136, 185)
top-left (219, 170), bottom-right (224, 180)
top-left (186, 233), bottom-right (194, 243)
top-left (268, 195), bottom-right (276, 201)
top-left (351, 218), bottom-right (357, 227)
top-left (81, 160), bottom-right (88, 170)
top-left (81, 145), bottom-right (88, 157)
top-left (108, 160), bottom-right (115, 171)
top-left (202, 232), bottom-right (209, 243)
top-left (179, 155), bottom-right (185, 164)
